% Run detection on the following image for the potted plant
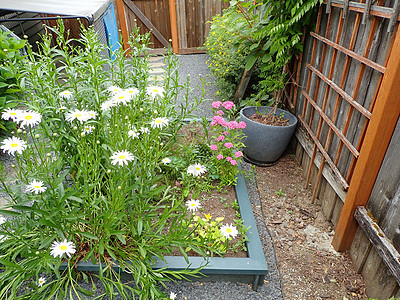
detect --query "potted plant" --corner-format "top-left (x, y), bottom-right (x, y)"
top-left (239, 103), bottom-right (297, 164)
top-left (205, 0), bottom-right (320, 164)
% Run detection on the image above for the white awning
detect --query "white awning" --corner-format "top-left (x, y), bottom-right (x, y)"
top-left (0, 0), bottom-right (112, 22)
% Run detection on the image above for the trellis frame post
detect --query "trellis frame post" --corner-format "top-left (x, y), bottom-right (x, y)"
top-left (332, 27), bottom-right (400, 251)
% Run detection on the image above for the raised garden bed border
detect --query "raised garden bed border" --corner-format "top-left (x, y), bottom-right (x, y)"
top-left (71, 172), bottom-right (268, 290)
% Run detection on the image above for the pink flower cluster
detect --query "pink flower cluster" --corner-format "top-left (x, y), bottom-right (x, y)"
top-left (211, 101), bottom-right (235, 110)
top-left (209, 101), bottom-right (246, 167)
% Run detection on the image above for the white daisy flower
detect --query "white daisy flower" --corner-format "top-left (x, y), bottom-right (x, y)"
top-left (26, 180), bottom-right (47, 194)
top-left (185, 199), bottom-right (202, 213)
top-left (59, 90), bottom-right (73, 100)
top-left (140, 127), bottom-right (149, 134)
top-left (125, 87), bottom-right (139, 97)
top-left (112, 92), bottom-right (132, 105)
top-left (1, 108), bottom-right (22, 121)
top-left (187, 163), bottom-right (207, 177)
top-left (1, 136), bottom-right (27, 156)
top-left (110, 150), bottom-right (135, 166)
top-left (17, 110), bottom-right (42, 128)
top-left (82, 125), bottom-right (95, 134)
top-left (50, 239), bottom-right (76, 258)
top-left (128, 129), bottom-right (140, 138)
top-left (87, 110), bottom-right (98, 119)
top-left (220, 224), bottom-right (238, 239)
top-left (150, 117), bottom-right (169, 129)
top-left (101, 99), bottom-right (116, 111)
top-left (161, 157), bottom-right (171, 165)
top-left (65, 109), bottom-right (93, 123)
top-left (38, 277), bottom-right (46, 287)
top-left (146, 85), bottom-right (164, 98)
top-left (170, 292), bottom-right (177, 300)
top-left (107, 85), bottom-right (122, 95)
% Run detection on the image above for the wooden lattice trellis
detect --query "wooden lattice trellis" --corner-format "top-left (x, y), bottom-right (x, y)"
top-left (287, 0), bottom-right (400, 251)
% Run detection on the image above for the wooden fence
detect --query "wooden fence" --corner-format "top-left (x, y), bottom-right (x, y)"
top-left (116, 0), bottom-right (228, 54)
top-left (288, 0), bottom-right (400, 297)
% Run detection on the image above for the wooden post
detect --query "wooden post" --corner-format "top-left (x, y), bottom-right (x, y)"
top-left (168, 0), bottom-right (179, 53)
top-left (115, 0), bottom-right (130, 52)
top-left (332, 27), bottom-right (400, 251)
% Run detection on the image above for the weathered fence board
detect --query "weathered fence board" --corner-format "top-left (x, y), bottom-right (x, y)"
top-left (291, 0), bottom-right (400, 295)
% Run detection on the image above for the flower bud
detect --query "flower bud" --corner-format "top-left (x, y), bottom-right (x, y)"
top-left (107, 169), bottom-right (112, 174)
top-left (17, 129), bottom-right (22, 133)
top-left (23, 131), bottom-right (27, 134)
top-left (47, 153), bottom-right (51, 157)
top-left (81, 132), bottom-right (85, 137)
top-left (118, 186), bottom-right (122, 190)
top-left (73, 126), bottom-right (78, 130)
top-left (11, 164), bottom-right (16, 168)
top-left (34, 134), bottom-right (40, 138)
top-left (96, 140), bottom-right (100, 144)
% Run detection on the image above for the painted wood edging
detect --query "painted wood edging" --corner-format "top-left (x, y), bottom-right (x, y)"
top-left (152, 173), bottom-right (268, 280)
top-left (66, 173), bottom-right (268, 290)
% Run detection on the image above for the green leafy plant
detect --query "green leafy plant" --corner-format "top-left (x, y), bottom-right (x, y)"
top-left (0, 21), bottom-right (247, 300)
top-left (206, 0), bottom-right (322, 113)
top-left (0, 29), bottom-right (26, 134)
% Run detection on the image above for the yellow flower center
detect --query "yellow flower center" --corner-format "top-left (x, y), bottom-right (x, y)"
top-left (191, 203), bottom-right (195, 207)
top-left (11, 143), bottom-right (18, 147)
top-left (119, 96), bottom-right (124, 99)
top-left (156, 120), bottom-right (161, 123)
top-left (25, 116), bottom-right (32, 120)
top-left (196, 167), bottom-right (200, 171)
top-left (153, 89), bottom-right (159, 92)
top-left (60, 245), bottom-right (67, 250)
top-left (119, 155), bottom-right (126, 159)
top-left (226, 228), bottom-right (232, 233)
top-left (10, 112), bottom-right (16, 115)
top-left (34, 185), bottom-right (40, 189)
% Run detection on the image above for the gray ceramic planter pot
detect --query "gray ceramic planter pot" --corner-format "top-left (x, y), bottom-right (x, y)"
top-left (240, 106), bottom-right (297, 163)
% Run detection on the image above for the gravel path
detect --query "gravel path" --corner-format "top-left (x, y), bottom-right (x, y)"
top-left (156, 54), bottom-right (284, 299)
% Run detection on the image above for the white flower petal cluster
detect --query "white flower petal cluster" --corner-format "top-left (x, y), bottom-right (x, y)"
top-left (38, 277), bottom-right (46, 287)
top-left (1, 108), bottom-right (22, 122)
top-left (170, 292), bottom-right (177, 300)
top-left (185, 199), bottom-right (202, 213)
top-left (110, 150), bottom-right (135, 166)
top-left (150, 117), bottom-right (169, 129)
top-left (140, 127), bottom-right (149, 134)
top-left (107, 85), bottom-right (123, 95)
top-left (65, 109), bottom-right (96, 123)
top-left (220, 224), bottom-right (238, 239)
top-left (101, 99), bottom-right (116, 111)
top-left (50, 239), bottom-right (76, 258)
top-left (128, 128), bottom-right (140, 138)
top-left (161, 157), bottom-right (171, 165)
top-left (26, 180), bottom-right (47, 194)
top-left (187, 163), bottom-right (207, 177)
top-left (18, 110), bottom-right (42, 128)
top-left (59, 90), bottom-right (73, 100)
top-left (146, 85), bottom-right (164, 98)
top-left (82, 125), bottom-right (95, 134)
top-left (2, 109), bottom-right (42, 128)
top-left (102, 87), bottom-right (139, 110)
top-left (0, 136), bottom-right (27, 156)
top-left (0, 216), bottom-right (6, 225)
